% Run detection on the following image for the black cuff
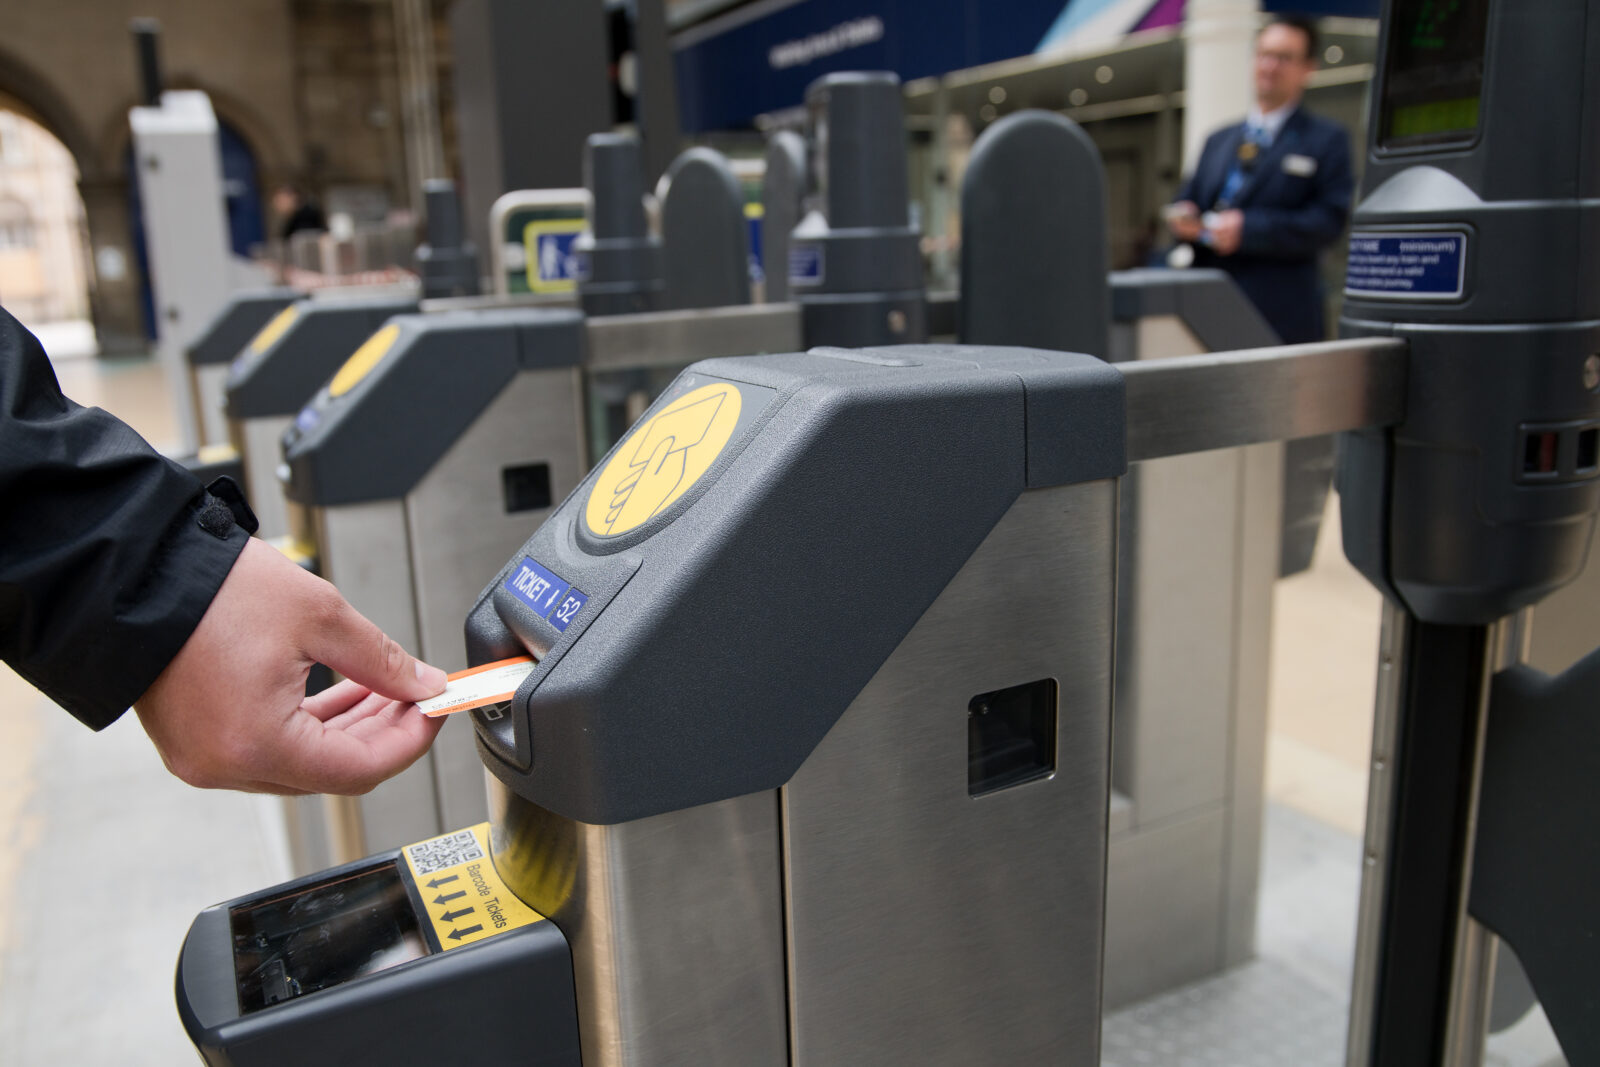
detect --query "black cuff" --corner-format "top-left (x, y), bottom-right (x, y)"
top-left (66, 491), bottom-right (252, 731)
top-left (198, 476), bottom-right (260, 538)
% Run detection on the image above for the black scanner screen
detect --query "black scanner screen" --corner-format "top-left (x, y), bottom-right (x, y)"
top-left (231, 861), bottom-right (429, 1013)
top-left (1380, 0), bottom-right (1492, 146)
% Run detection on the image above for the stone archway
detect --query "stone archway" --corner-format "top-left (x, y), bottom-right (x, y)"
top-left (0, 49), bottom-right (96, 178)
top-left (92, 81), bottom-right (294, 192)
top-left (0, 44), bottom-right (146, 351)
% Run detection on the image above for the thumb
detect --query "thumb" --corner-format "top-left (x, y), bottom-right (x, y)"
top-left (303, 594), bottom-right (448, 702)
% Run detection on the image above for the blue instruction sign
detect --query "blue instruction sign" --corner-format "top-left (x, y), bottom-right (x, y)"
top-left (1345, 231), bottom-right (1467, 300)
top-left (547, 589), bottom-right (589, 633)
top-left (504, 556), bottom-right (588, 633)
top-left (505, 557), bottom-right (568, 618)
top-left (789, 244), bottom-right (824, 286)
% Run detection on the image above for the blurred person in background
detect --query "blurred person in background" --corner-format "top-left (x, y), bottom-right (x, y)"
top-left (1165, 13), bottom-right (1353, 344)
top-left (272, 183), bottom-right (327, 241)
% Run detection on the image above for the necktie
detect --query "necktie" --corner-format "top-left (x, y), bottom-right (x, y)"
top-left (1215, 123), bottom-right (1268, 209)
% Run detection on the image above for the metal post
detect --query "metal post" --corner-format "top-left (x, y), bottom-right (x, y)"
top-left (1346, 608), bottom-right (1533, 1067)
top-left (130, 18), bottom-right (162, 108)
top-left (393, 0), bottom-right (446, 217)
top-left (632, 0), bottom-right (682, 184)
top-left (1438, 612), bottom-right (1533, 1065)
top-left (929, 80), bottom-right (952, 287)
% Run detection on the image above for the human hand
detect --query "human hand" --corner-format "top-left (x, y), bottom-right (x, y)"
top-left (1208, 209), bottom-right (1245, 255)
top-left (1165, 201), bottom-right (1204, 242)
top-left (135, 538), bottom-right (447, 795)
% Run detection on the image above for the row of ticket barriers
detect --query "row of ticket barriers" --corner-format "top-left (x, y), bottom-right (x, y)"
top-left (171, 3), bottom-right (1598, 1063)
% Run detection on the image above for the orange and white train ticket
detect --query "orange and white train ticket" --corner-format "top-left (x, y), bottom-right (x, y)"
top-left (417, 656), bottom-right (537, 718)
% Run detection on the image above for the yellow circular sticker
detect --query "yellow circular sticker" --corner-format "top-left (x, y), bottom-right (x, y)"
top-left (585, 382), bottom-right (743, 537)
top-left (249, 304), bottom-right (300, 353)
top-left (328, 323), bottom-right (402, 398)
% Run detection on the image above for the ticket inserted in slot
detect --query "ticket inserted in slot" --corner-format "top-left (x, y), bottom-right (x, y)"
top-left (417, 656), bottom-right (537, 717)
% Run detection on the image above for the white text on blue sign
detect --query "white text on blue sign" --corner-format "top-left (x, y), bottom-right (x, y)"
top-left (1345, 232), bottom-right (1467, 300)
top-left (505, 557), bottom-right (588, 632)
top-left (788, 245), bottom-right (823, 286)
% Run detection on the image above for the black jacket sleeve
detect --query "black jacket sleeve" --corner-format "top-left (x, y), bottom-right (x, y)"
top-left (0, 307), bottom-right (250, 729)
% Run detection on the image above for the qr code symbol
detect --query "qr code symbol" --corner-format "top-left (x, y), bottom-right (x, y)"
top-left (406, 830), bottom-right (484, 876)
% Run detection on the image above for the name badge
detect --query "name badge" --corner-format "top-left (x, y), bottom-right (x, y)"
top-left (1282, 154), bottom-right (1318, 177)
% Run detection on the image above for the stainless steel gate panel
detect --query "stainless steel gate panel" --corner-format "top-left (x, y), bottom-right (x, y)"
top-left (403, 366), bottom-right (588, 670)
top-left (235, 414), bottom-right (294, 540)
top-left (1104, 807), bottom-right (1229, 1007)
top-left (1102, 314), bottom-right (1283, 1008)
top-left (404, 365), bottom-right (588, 833)
top-left (314, 499), bottom-right (420, 654)
top-left (312, 499), bottom-right (436, 858)
top-left (781, 482), bottom-right (1115, 1065)
top-left (191, 363), bottom-right (231, 446)
top-left (491, 785), bottom-right (790, 1067)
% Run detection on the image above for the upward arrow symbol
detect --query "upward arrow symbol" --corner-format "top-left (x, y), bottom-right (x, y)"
top-left (433, 890), bottom-right (467, 905)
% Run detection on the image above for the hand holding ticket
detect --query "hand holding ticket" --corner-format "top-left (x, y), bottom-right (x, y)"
top-left (416, 655), bottom-right (537, 717)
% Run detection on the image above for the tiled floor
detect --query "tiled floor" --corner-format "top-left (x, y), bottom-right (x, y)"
top-left (0, 324), bottom-right (1574, 1064)
top-left (1103, 801), bottom-right (1568, 1067)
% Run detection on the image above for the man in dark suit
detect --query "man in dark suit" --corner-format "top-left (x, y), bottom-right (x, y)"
top-left (1167, 14), bottom-right (1354, 344)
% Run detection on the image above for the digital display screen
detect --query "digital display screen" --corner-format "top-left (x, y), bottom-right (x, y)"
top-left (1380, 0), bottom-right (1492, 147)
top-left (231, 862), bottom-right (430, 1014)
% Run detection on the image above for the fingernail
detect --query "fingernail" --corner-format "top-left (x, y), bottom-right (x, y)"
top-left (416, 660), bottom-right (448, 692)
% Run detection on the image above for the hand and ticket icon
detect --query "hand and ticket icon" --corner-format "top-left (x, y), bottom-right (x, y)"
top-left (415, 656), bottom-right (537, 718)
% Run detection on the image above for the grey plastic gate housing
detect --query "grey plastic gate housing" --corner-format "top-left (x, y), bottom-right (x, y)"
top-left (465, 344), bottom-right (1124, 824)
top-left (787, 72), bottom-right (926, 347)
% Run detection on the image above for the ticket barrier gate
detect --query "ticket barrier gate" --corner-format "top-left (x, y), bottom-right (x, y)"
top-left (211, 182), bottom-right (474, 535)
top-left (177, 1), bottom-right (1600, 1061)
top-left (217, 133), bottom-right (751, 547)
top-left (954, 105), bottom-right (1299, 1006)
top-left (224, 293), bottom-right (420, 540)
top-left (249, 85), bottom-right (1306, 1011)
top-left (170, 287), bottom-right (303, 491)
top-left (276, 308), bottom-right (589, 872)
top-left (259, 134), bottom-right (781, 867)
top-left (262, 178), bottom-right (1283, 980)
top-left (184, 287), bottom-right (301, 449)
top-left (275, 300), bottom-right (803, 875)
top-left (177, 335), bottom-right (1406, 1065)
top-left (275, 264), bottom-right (1285, 1013)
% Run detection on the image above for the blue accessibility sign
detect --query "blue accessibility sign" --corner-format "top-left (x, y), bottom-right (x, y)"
top-left (535, 231), bottom-right (581, 285)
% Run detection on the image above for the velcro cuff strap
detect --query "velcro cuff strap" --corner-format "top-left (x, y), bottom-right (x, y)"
top-left (200, 475), bottom-right (260, 537)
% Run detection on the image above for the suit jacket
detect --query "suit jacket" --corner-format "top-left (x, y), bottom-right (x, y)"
top-left (1176, 106), bottom-right (1354, 344)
